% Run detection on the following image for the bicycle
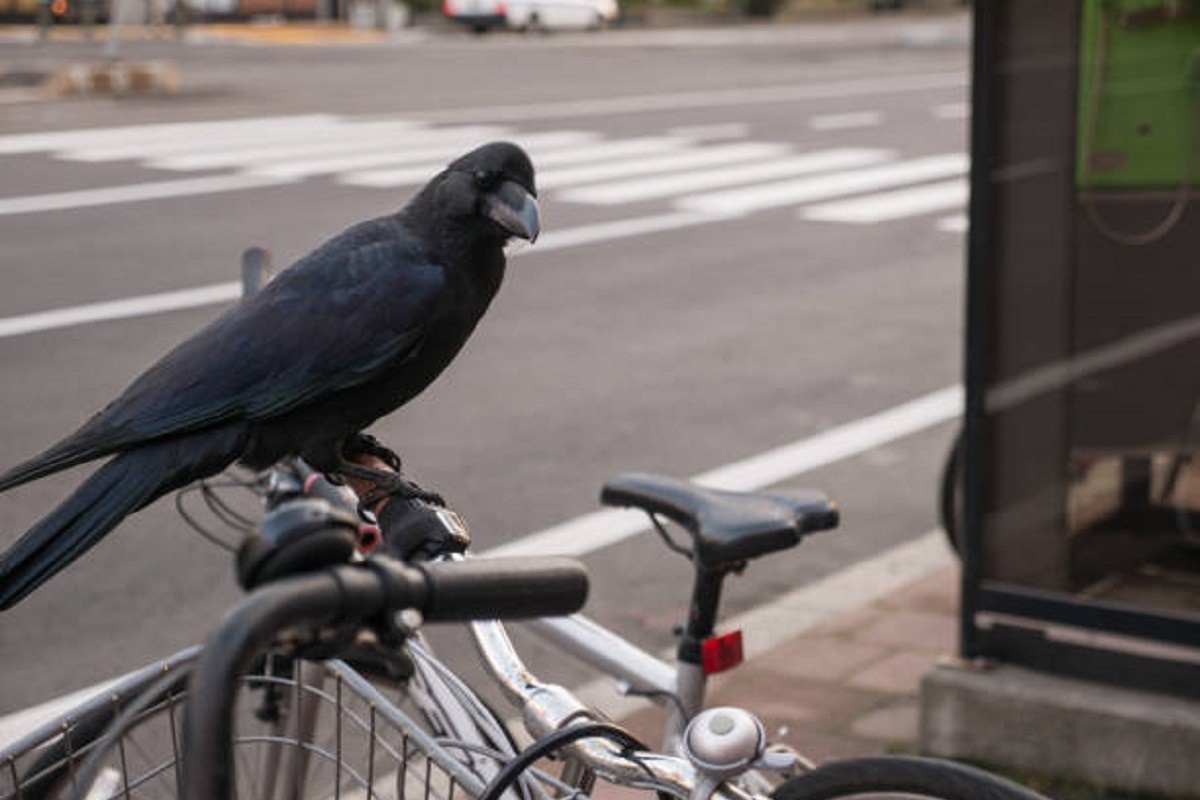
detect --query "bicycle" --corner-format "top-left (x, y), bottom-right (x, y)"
top-left (2, 457), bottom-right (1050, 800)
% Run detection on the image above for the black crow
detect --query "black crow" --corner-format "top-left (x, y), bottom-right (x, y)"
top-left (0, 140), bottom-right (539, 609)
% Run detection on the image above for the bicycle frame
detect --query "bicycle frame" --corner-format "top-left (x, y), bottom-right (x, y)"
top-left (524, 614), bottom-right (699, 753)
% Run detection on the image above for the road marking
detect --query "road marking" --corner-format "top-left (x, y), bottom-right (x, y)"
top-left (938, 214), bottom-right (968, 233)
top-left (534, 210), bottom-right (726, 252)
top-left (413, 72), bottom-right (965, 124)
top-left (809, 111), bottom-right (883, 131)
top-left (487, 384), bottom-right (963, 557)
top-left (58, 116), bottom-right (368, 163)
top-left (0, 174), bottom-right (293, 217)
top-left (0, 207), bottom-right (722, 339)
top-left (242, 128), bottom-right (520, 179)
top-left (933, 102), bottom-right (969, 120)
top-left (800, 178), bottom-right (967, 224)
top-left (666, 123), bottom-right (750, 141)
top-left (0, 70), bottom-right (962, 160)
top-left (0, 283), bottom-right (243, 339)
top-left (0, 114), bottom-right (338, 155)
top-left (340, 136), bottom-right (687, 188)
top-left (559, 148), bottom-right (892, 205)
top-left (678, 153), bottom-right (967, 216)
top-left (536, 142), bottom-right (789, 190)
top-left (149, 121), bottom-right (485, 171)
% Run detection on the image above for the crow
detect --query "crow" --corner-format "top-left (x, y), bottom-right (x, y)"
top-left (0, 140), bottom-right (539, 610)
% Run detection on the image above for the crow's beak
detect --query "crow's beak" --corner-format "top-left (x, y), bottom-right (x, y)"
top-left (484, 180), bottom-right (540, 243)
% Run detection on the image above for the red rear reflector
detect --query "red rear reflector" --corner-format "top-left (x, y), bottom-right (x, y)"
top-left (701, 630), bottom-right (743, 675)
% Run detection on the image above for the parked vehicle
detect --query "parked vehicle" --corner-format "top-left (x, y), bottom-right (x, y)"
top-left (443, 0), bottom-right (617, 33)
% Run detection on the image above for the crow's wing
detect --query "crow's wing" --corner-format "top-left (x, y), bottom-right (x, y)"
top-left (0, 232), bottom-right (446, 489)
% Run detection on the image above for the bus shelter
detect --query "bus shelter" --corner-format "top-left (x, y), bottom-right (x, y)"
top-left (962, 0), bottom-right (1200, 697)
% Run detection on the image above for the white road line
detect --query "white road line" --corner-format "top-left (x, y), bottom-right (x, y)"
top-left (678, 153), bottom-right (967, 216)
top-left (666, 123), bottom-right (750, 141)
top-left (559, 148), bottom-right (892, 206)
top-left (809, 111), bottom-right (883, 131)
top-left (414, 71), bottom-right (966, 124)
top-left (0, 114), bottom-right (338, 155)
top-left (532, 210), bottom-right (725, 253)
top-left (800, 178), bottom-right (967, 224)
top-left (58, 117), bottom-right (377, 163)
top-left (933, 102), bottom-right (969, 120)
top-left (937, 214), bottom-right (968, 233)
top-left (145, 120), bottom-right (436, 170)
top-left (536, 142), bottom-right (789, 190)
top-left (253, 129), bottom-right (598, 183)
top-left (486, 384), bottom-right (963, 557)
top-left (0, 283), bottom-right (242, 339)
top-left (0, 208), bottom-right (720, 339)
top-left (0, 174), bottom-right (293, 217)
top-left (238, 127), bottom-right (520, 181)
top-left (152, 122), bottom-right (508, 172)
top-left (0, 70), bottom-right (962, 159)
top-left (342, 136), bottom-right (688, 188)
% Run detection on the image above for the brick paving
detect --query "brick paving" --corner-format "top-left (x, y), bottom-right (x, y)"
top-left (619, 563), bottom-right (962, 764)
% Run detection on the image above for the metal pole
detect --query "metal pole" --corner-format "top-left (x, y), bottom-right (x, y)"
top-left (241, 247), bottom-right (272, 299)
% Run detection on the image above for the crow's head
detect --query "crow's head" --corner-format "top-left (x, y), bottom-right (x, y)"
top-left (433, 141), bottom-right (540, 246)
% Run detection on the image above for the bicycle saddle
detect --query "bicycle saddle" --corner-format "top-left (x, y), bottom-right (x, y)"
top-left (600, 473), bottom-right (839, 568)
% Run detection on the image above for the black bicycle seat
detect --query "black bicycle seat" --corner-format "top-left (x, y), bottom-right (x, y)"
top-left (600, 472), bottom-right (839, 568)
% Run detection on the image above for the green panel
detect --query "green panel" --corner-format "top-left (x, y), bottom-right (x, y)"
top-left (1077, 0), bottom-right (1200, 188)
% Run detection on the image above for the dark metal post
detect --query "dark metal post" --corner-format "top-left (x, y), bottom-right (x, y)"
top-left (241, 247), bottom-right (272, 300)
top-left (960, 0), bottom-right (996, 661)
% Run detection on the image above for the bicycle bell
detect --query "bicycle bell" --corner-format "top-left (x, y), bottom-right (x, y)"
top-left (683, 706), bottom-right (765, 776)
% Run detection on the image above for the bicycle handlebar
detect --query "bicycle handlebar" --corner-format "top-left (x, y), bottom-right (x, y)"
top-left (182, 555), bottom-right (589, 800)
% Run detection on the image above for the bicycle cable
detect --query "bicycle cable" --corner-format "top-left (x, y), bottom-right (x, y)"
top-left (477, 721), bottom-right (651, 800)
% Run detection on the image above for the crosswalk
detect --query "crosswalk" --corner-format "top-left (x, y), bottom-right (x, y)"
top-left (0, 114), bottom-right (967, 232)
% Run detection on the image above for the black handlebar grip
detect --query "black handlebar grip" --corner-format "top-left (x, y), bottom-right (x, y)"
top-left (415, 557), bottom-right (589, 621)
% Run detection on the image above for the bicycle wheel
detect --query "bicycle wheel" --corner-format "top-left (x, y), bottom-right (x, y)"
top-left (938, 430), bottom-right (963, 556)
top-left (771, 756), bottom-right (1049, 800)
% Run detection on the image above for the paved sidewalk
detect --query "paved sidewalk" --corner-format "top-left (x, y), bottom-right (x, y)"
top-left (619, 562), bottom-right (960, 762)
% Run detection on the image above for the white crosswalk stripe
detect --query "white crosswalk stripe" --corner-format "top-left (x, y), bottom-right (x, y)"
top-left (677, 154), bottom-right (968, 216)
top-left (0, 114), bottom-right (970, 231)
top-left (558, 148), bottom-right (892, 206)
top-left (937, 214), bottom-right (968, 233)
top-left (799, 178), bottom-right (967, 224)
top-left (0, 114), bottom-right (338, 155)
top-left (243, 125), bottom-right (520, 179)
top-left (146, 121), bottom-right (442, 171)
top-left (59, 116), bottom-right (371, 163)
top-left (809, 111), bottom-right (883, 131)
top-left (529, 141), bottom-right (789, 190)
top-left (338, 132), bottom-right (687, 188)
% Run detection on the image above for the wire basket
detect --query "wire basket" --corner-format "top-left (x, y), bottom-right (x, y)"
top-left (2, 644), bottom-right (566, 800)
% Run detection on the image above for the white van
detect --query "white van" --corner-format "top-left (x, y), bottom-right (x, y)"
top-left (443, 0), bottom-right (617, 33)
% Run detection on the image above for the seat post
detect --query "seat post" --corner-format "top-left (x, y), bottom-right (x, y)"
top-left (679, 565), bottom-right (728, 661)
top-left (664, 564), bottom-right (730, 751)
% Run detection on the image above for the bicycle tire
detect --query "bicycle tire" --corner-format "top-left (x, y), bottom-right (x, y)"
top-left (771, 756), bottom-right (1049, 800)
top-left (938, 430), bottom-right (963, 556)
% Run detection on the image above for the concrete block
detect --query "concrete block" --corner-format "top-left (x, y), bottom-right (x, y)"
top-left (920, 661), bottom-right (1200, 798)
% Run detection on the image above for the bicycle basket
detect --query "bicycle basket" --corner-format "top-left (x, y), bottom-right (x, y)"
top-left (2, 645), bottom-right (579, 800)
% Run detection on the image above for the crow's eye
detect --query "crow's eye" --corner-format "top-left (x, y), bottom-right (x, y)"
top-left (473, 170), bottom-right (499, 190)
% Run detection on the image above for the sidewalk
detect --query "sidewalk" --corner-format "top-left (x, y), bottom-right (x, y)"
top-left (618, 562), bottom-right (961, 762)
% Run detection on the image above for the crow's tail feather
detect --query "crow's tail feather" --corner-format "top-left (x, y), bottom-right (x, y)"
top-left (0, 439), bottom-right (113, 494)
top-left (0, 427), bottom-right (246, 610)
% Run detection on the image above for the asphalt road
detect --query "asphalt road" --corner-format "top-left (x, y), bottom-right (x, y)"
top-left (0, 17), bottom-right (969, 717)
